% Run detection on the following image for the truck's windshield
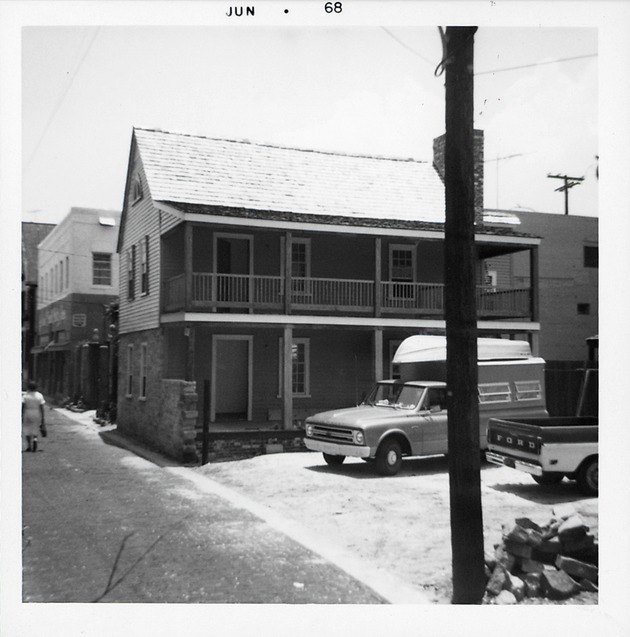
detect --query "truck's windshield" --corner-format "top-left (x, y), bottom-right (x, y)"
top-left (364, 383), bottom-right (425, 410)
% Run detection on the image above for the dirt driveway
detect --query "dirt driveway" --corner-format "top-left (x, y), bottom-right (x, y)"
top-left (195, 450), bottom-right (598, 604)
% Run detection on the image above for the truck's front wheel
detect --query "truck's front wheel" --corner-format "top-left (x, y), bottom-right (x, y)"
top-left (577, 457), bottom-right (598, 496)
top-left (375, 439), bottom-right (402, 476)
top-left (532, 472), bottom-right (564, 486)
top-left (323, 453), bottom-right (345, 466)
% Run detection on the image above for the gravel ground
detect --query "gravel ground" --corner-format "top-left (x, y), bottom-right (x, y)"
top-left (195, 450), bottom-right (598, 604)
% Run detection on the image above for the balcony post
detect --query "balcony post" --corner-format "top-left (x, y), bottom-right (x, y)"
top-left (185, 324), bottom-right (195, 382)
top-left (373, 327), bottom-right (384, 382)
top-left (374, 237), bottom-right (382, 317)
top-left (184, 222), bottom-right (193, 308)
top-left (529, 245), bottom-right (540, 322)
top-left (282, 325), bottom-right (294, 429)
top-left (284, 232), bottom-right (292, 315)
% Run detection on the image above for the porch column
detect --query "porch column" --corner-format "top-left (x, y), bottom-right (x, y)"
top-left (529, 332), bottom-right (540, 357)
top-left (185, 325), bottom-right (195, 382)
top-left (373, 327), bottom-right (384, 381)
top-left (529, 245), bottom-right (540, 323)
top-left (184, 222), bottom-right (193, 308)
top-left (282, 325), bottom-right (294, 429)
top-left (374, 237), bottom-right (382, 317)
top-left (284, 232), bottom-right (292, 315)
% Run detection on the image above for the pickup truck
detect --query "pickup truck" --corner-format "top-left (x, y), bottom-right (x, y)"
top-left (304, 336), bottom-right (549, 476)
top-left (485, 416), bottom-right (598, 496)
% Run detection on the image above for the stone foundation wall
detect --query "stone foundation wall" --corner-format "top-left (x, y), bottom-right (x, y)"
top-left (199, 430), bottom-right (308, 463)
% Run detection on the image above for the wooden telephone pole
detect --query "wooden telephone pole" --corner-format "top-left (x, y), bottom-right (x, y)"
top-left (547, 173), bottom-right (584, 215)
top-left (442, 26), bottom-right (486, 604)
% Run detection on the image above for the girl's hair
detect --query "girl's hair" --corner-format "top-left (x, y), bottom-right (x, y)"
top-left (27, 381), bottom-right (37, 391)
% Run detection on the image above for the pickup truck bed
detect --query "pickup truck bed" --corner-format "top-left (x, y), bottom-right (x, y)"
top-left (486, 416), bottom-right (598, 496)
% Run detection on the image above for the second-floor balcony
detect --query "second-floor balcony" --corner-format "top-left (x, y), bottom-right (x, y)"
top-left (163, 272), bottom-right (533, 320)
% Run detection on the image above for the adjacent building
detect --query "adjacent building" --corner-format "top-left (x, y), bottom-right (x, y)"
top-left (116, 127), bottom-right (543, 462)
top-left (22, 221), bottom-right (55, 384)
top-left (32, 207), bottom-right (121, 405)
top-left (483, 209), bottom-right (598, 361)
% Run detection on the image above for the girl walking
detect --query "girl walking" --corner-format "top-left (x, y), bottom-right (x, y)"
top-left (22, 381), bottom-right (46, 452)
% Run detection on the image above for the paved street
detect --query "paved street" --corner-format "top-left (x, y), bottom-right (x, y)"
top-left (21, 406), bottom-right (386, 604)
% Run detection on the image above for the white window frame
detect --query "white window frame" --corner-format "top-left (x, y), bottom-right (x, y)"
top-left (126, 344), bottom-right (134, 397)
top-left (278, 337), bottom-right (311, 398)
top-left (388, 244), bottom-right (416, 300)
top-left (93, 252), bottom-right (112, 286)
top-left (515, 380), bottom-right (542, 401)
top-left (478, 382), bottom-right (512, 404)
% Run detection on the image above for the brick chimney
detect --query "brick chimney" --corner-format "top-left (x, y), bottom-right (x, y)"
top-left (432, 129), bottom-right (484, 227)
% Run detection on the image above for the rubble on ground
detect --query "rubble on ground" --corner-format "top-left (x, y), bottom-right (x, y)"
top-left (484, 503), bottom-right (598, 604)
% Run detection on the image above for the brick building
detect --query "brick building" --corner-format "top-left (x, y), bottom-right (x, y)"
top-left (116, 127), bottom-right (542, 462)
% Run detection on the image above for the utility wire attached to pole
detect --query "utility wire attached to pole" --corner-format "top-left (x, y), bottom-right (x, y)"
top-left (547, 173), bottom-right (584, 215)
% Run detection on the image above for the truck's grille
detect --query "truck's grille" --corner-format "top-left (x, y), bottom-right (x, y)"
top-left (309, 424), bottom-right (354, 443)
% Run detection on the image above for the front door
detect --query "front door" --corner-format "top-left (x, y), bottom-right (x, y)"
top-left (212, 336), bottom-right (252, 421)
top-left (215, 235), bottom-right (251, 306)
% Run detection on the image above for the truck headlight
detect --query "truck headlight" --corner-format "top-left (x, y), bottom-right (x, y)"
top-left (305, 423), bottom-right (314, 437)
top-left (353, 431), bottom-right (365, 445)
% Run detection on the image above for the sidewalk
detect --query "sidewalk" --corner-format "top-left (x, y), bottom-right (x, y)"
top-left (21, 406), bottom-right (426, 604)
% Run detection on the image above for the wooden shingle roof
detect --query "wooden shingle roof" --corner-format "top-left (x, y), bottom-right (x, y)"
top-left (133, 127), bottom-right (446, 224)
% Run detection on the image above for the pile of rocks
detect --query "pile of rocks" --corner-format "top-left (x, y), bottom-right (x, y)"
top-left (484, 503), bottom-right (598, 604)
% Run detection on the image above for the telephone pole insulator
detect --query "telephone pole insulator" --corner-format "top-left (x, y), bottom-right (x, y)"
top-left (547, 173), bottom-right (584, 215)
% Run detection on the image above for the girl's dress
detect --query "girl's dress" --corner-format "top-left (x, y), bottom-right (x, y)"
top-left (22, 390), bottom-right (45, 437)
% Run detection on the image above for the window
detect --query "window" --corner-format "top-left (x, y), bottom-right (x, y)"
top-left (291, 239), bottom-right (311, 294)
top-left (140, 343), bottom-right (147, 398)
top-left (127, 345), bottom-right (134, 396)
top-left (577, 303), bottom-right (591, 315)
top-left (278, 338), bottom-right (310, 396)
top-left (515, 380), bottom-right (542, 401)
top-left (584, 246), bottom-right (598, 268)
top-left (140, 236), bottom-right (149, 295)
top-left (132, 176), bottom-right (143, 202)
top-left (389, 245), bottom-right (415, 299)
top-left (65, 256), bottom-right (69, 289)
top-left (478, 382), bottom-right (512, 404)
top-left (93, 253), bottom-right (112, 286)
top-left (127, 245), bottom-right (136, 300)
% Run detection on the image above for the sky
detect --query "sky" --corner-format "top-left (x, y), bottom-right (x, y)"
top-left (18, 18), bottom-right (600, 224)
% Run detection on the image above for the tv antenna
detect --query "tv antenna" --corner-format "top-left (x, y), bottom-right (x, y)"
top-left (547, 173), bottom-right (584, 215)
top-left (485, 153), bottom-right (528, 209)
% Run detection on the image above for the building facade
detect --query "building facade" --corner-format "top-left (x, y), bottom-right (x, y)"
top-left (32, 207), bottom-right (121, 404)
top-left (483, 210), bottom-right (598, 361)
top-left (116, 127), bottom-right (542, 462)
top-left (22, 221), bottom-right (55, 384)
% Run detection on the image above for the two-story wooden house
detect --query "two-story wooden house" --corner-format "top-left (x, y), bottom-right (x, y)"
top-left (117, 127), bottom-right (541, 462)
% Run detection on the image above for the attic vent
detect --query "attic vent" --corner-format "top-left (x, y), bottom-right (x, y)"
top-left (99, 217), bottom-right (116, 226)
top-left (132, 176), bottom-right (143, 202)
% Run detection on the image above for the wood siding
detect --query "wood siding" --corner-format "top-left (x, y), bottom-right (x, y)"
top-left (119, 153), bottom-right (180, 335)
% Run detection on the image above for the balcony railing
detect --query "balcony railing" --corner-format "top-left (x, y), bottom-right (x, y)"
top-left (162, 273), bottom-right (532, 319)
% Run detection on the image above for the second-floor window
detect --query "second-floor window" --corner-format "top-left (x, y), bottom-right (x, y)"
top-left (93, 253), bottom-right (112, 286)
top-left (128, 245), bottom-right (136, 300)
top-left (140, 236), bottom-right (149, 295)
top-left (291, 239), bottom-right (311, 294)
top-left (390, 245), bottom-right (415, 299)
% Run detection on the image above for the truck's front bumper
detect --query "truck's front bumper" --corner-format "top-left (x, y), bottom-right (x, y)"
top-left (486, 451), bottom-right (543, 476)
top-left (304, 438), bottom-right (371, 458)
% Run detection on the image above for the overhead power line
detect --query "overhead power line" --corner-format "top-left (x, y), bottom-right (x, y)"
top-left (476, 53), bottom-right (597, 76)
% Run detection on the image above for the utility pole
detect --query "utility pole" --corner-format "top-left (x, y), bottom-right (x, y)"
top-left (442, 26), bottom-right (486, 604)
top-left (547, 173), bottom-right (584, 215)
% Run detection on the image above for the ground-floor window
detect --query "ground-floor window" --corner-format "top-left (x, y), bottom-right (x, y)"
top-left (278, 337), bottom-right (310, 397)
top-left (126, 344), bottom-right (134, 396)
top-left (140, 343), bottom-right (148, 398)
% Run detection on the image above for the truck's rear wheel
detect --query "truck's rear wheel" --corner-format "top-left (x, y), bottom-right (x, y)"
top-left (577, 457), bottom-right (598, 496)
top-left (532, 472), bottom-right (564, 485)
top-left (323, 453), bottom-right (345, 466)
top-left (375, 439), bottom-right (402, 476)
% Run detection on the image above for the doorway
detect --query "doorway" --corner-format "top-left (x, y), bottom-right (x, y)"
top-left (211, 335), bottom-right (252, 421)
